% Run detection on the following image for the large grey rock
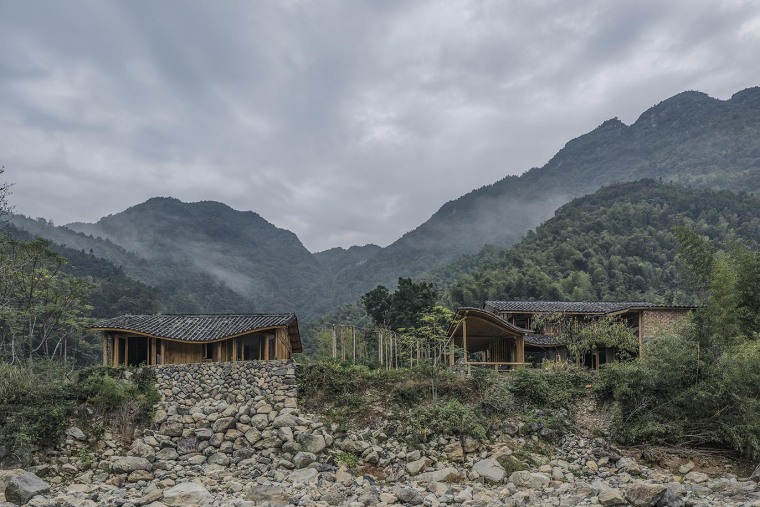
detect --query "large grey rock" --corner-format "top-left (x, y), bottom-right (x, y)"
top-left (393, 485), bottom-right (423, 504)
top-left (406, 457), bottom-right (427, 475)
top-left (177, 437), bottom-right (198, 455)
top-left (111, 456), bottom-right (152, 474)
top-left (288, 467), bottom-right (319, 485)
top-left (684, 471), bottom-right (709, 483)
top-left (473, 458), bottom-right (506, 484)
top-left (194, 428), bottom-right (214, 441)
top-left (598, 490), bottom-right (626, 507)
top-left (509, 471), bottom-right (550, 489)
top-left (751, 463), bottom-right (760, 482)
top-left (272, 413), bottom-right (299, 428)
top-left (207, 452), bottom-right (231, 466)
top-left (245, 484), bottom-right (290, 506)
top-left (5, 472), bottom-right (50, 505)
top-left (0, 469), bottom-right (24, 495)
top-left (293, 451), bottom-right (316, 469)
top-left (155, 447), bottom-right (179, 461)
top-left (212, 417), bottom-right (235, 433)
top-left (161, 421), bottom-right (184, 437)
top-left (65, 426), bottom-right (86, 441)
top-left (625, 482), bottom-right (667, 507)
top-left (162, 482), bottom-right (212, 506)
top-left (415, 467), bottom-right (460, 482)
top-left (296, 433), bottom-right (326, 454)
top-left (128, 442), bottom-right (155, 460)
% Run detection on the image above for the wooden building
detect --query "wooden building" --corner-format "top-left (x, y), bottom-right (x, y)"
top-left (447, 308), bottom-right (532, 371)
top-left (483, 301), bottom-right (695, 368)
top-left (91, 314), bottom-right (302, 367)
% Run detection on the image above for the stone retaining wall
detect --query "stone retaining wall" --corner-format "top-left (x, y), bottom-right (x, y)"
top-left (153, 360), bottom-right (297, 406)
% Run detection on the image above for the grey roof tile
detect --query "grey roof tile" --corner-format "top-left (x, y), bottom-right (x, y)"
top-left (91, 314), bottom-right (298, 345)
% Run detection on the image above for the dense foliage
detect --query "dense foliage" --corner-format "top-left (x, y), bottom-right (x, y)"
top-left (445, 180), bottom-right (760, 306)
top-left (297, 360), bottom-right (588, 446)
top-left (0, 363), bottom-right (159, 463)
top-left (598, 231), bottom-right (760, 459)
top-left (362, 277), bottom-right (438, 331)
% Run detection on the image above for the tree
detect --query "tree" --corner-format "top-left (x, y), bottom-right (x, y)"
top-left (361, 277), bottom-right (438, 331)
top-left (0, 238), bottom-right (94, 364)
top-left (534, 313), bottom-right (637, 365)
top-left (400, 305), bottom-right (459, 402)
top-left (0, 166), bottom-right (11, 219)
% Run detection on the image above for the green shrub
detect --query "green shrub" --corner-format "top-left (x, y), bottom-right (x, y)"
top-left (478, 380), bottom-right (515, 416)
top-left (598, 335), bottom-right (760, 459)
top-left (508, 367), bottom-right (592, 408)
top-left (408, 399), bottom-right (485, 442)
top-left (0, 363), bottom-right (159, 462)
top-left (391, 382), bottom-right (426, 407)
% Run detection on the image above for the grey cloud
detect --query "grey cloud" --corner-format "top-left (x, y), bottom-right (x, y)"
top-left (1, 0), bottom-right (759, 251)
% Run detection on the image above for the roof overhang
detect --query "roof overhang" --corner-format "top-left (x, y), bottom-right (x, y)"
top-left (448, 307), bottom-right (531, 353)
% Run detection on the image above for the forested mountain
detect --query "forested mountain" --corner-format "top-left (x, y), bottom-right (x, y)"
top-left (326, 88), bottom-right (760, 296)
top-left (443, 179), bottom-right (760, 307)
top-left (68, 197), bottom-right (322, 310)
top-left (2, 223), bottom-right (158, 317)
top-left (10, 87), bottom-right (760, 339)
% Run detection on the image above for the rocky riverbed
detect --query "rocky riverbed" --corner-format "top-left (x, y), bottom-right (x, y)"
top-left (1, 361), bottom-right (759, 506)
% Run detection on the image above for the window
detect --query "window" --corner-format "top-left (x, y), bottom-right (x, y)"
top-left (204, 343), bottom-right (213, 360)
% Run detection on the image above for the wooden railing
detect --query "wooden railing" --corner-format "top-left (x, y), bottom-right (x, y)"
top-left (465, 361), bottom-right (530, 371)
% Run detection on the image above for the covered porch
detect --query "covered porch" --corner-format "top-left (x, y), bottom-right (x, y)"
top-left (448, 308), bottom-right (531, 371)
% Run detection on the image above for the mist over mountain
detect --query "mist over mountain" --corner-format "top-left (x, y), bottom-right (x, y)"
top-left (10, 86), bottom-right (760, 335)
top-left (331, 87), bottom-right (760, 291)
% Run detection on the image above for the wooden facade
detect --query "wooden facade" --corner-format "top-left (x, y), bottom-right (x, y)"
top-left (447, 308), bottom-right (530, 371)
top-left (91, 314), bottom-right (301, 367)
top-left (481, 301), bottom-right (695, 368)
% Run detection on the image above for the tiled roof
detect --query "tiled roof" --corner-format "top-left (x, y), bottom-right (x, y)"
top-left (525, 334), bottom-right (565, 347)
top-left (486, 301), bottom-right (662, 314)
top-left (91, 314), bottom-right (299, 347)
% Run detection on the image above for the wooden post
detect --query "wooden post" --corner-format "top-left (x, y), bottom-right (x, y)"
top-left (103, 335), bottom-right (108, 366)
top-left (378, 331), bottom-right (383, 366)
top-left (124, 338), bottom-right (129, 367)
top-left (332, 326), bottom-right (337, 359)
top-left (264, 335), bottom-right (270, 363)
top-left (160, 339), bottom-right (166, 365)
top-left (449, 335), bottom-right (455, 367)
top-left (516, 335), bottom-right (525, 364)
top-left (232, 337), bottom-right (238, 362)
top-left (462, 319), bottom-right (468, 365)
top-left (638, 311), bottom-right (644, 360)
top-left (113, 336), bottom-right (119, 366)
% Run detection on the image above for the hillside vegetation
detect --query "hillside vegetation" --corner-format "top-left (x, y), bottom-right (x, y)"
top-left (442, 179), bottom-right (760, 307)
top-left (7, 87), bottom-right (760, 339)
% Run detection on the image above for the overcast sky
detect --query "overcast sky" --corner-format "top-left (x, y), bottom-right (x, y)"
top-left (1, 1), bottom-right (759, 251)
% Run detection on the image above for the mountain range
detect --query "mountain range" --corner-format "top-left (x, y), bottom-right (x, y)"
top-left (8, 86), bottom-right (760, 337)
